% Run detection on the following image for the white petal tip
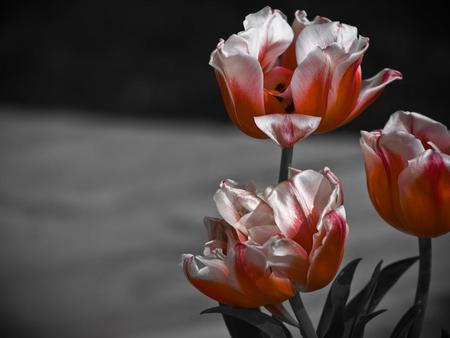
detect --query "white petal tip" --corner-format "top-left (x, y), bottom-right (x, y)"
top-left (254, 114), bottom-right (321, 148)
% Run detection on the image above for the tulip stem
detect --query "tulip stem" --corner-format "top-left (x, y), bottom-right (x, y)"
top-left (278, 146), bottom-right (293, 182)
top-left (289, 293), bottom-right (318, 338)
top-left (408, 237), bottom-right (432, 338)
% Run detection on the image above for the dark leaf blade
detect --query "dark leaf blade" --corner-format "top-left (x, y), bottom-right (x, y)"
top-left (347, 260), bottom-right (383, 338)
top-left (317, 258), bottom-right (361, 338)
top-left (345, 257), bottom-right (418, 321)
top-left (201, 306), bottom-right (290, 338)
top-left (265, 303), bottom-right (299, 328)
top-left (351, 309), bottom-right (387, 338)
top-left (369, 257), bottom-right (419, 311)
top-left (344, 261), bottom-right (383, 323)
top-left (390, 305), bottom-right (420, 338)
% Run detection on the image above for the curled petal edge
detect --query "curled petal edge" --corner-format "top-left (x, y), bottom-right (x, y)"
top-left (339, 68), bottom-right (403, 127)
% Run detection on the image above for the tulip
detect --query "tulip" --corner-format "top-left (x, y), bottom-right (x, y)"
top-left (360, 111), bottom-right (450, 237)
top-left (182, 167), bottom-right (349, 308)
top-left (210, 6), bottom-right (402, 144)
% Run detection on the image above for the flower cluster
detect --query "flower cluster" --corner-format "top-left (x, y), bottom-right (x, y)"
top-left (181, 6), bottom-right (449, 337)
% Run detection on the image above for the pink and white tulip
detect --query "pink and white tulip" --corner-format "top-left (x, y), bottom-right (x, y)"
top-left (182, 167), bottom-right (349, 308)
top-left (210, 6), bottom-right (402, 147)
top-left (361, 111), bottom-right (450, 237)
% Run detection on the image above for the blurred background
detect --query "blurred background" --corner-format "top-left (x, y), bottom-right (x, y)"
top-left (0, 0), bottom-right (449, 337)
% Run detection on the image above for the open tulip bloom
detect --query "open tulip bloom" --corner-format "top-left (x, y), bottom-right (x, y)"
top-left (210, 6), bottom-right (402, 147)
top-left (183, 167), bottom-right (348, 309)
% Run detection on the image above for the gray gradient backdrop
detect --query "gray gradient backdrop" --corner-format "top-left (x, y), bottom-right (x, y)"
top-left (1, 109), bottom-right (449, 337)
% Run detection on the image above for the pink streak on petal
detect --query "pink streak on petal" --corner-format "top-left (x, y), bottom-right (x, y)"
top-left (254, 114), bottom-right (321, 148)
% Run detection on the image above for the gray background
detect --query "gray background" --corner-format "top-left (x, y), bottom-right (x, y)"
top-left (1, 109), bottom-right (449, 337)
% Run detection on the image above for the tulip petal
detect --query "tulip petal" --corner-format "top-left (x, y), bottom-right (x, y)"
top-left (247, 224), bottom-right (280, 244)
top-left (203, 217), bottom-right (245, 255)
top-left (263, 66), bottom-right (295, 115)
top-left (291, 47), bottom-right (331, 118)
top-left (214, 179), bottom-right (264, 228)
top-left (341, 68), bottom-right (403, 126)
top-left (398, 150), bottom-right (450, 237)
top-left (265, 180), bottom-right (314, 252)
top-left (321, 166), bottom-right (344, 206)
top-left (266, 237), bottom-right (309, 288)
top-left (379, 131), bottom-right (425, 170)
top-left (264, 66), bottom-right (294, 94)
top-left (318, 38), bottom-right (368, 132)
top-left (296, 22), bottom-right (340, 65)
top-left (210, 38), bottom-right (266, 138)
top-left (243, 6), bottom-right (293, 71)
top-left (254, 113), bottom-right (321, 148)
top-left (336, 23), bottom-right (358, 51)
top-left (290, 169), bottom-right (342, 232)
top-left (280, 10), bottom-right (331, 70)
top-left (305, 206), bottom-right (348, 291)
top-left (237, 202), bottom-right (277, 243)
top-left (182, 254), bottom-right (256, 307)
top-left (384, 111), bottom-right (450, 154)
top-left (213, 188), bottom-right (241, 227)
top-left (288, 166), bottom-right (302, 178)
top-left (360, 131), bottom-right (403, 229)
top-left (234, 242), bottom-right (295, 304)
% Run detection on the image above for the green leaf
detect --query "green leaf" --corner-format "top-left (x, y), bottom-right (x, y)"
top-left (201, 306), bottom-right (291, 338)
top-left (317, 258), bottom-right (361, 338)
top-left (369, 257), bottom-right (418, 311)
top-left (350, 309), bottom-right (387, 338)
top-left (347, 260), bottom-right (383, 338)
top-left (390, 305), bottom-right (420, 338)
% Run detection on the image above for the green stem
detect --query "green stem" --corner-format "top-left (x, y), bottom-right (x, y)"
top-left (408, 237), bottom-right (432, 338)
top-left (289, 293), bottom-right (318, 338)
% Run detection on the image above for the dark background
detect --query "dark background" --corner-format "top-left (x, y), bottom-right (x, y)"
top-left (0, 0), bottom-right (448, 129)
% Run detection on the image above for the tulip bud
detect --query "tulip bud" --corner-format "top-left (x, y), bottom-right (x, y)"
top-left (361, 111), bottom-right (450, 237)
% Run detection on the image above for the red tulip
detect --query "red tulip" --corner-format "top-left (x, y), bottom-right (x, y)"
top-left (361, 111), bottom-right (450, 237)
top-left (210, 6), bottom-right (402, 145)
top-left (182, 167), bottom-right (348, 308)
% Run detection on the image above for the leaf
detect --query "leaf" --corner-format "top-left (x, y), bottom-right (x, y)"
top-left (350, 309), bottom-right (387, 338)
top-left (265, 303), bottom-right (299, 328)
top-left (347, 260), bottom-right (383, 338)
top-left (390, 305), bottom-right (420, 338)
top-left (345, 257), bottom-right (418, 320)
top-left (201, 306), bottom-right (291, 338)
top-left (369, 257), bottom-right (418, 311)
top-left (317, 258), bottom-right (361, 338)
